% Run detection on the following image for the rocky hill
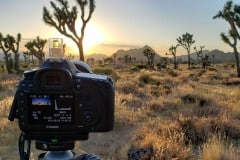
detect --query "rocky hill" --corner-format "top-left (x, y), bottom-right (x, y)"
top-left (111, 45), bottom-right (162, 62)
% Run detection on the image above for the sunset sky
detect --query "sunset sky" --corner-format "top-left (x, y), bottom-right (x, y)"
top-left (0, 0), bottom-right (239, 57)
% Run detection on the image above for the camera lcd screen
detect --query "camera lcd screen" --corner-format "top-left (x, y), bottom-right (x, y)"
top-left (28, 94), bottom-right (75, 125)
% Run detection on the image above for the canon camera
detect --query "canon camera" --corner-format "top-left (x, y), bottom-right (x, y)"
top-left (8, 58), bottom-right (114, 142)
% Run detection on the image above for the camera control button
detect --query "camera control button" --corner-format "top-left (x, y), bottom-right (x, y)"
top-left (29, 83), bottom-right (34, 87)
top-left (81, 111), bottom-right (97, 126)
top-left (84, 112), bottom-right (94, 121)
top-left (76, 84), bottom-right (81, 89)
top-left (21, 83), bottom-right (26, 87)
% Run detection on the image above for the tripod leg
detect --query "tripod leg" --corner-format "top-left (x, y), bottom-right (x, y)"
top-left (18, 133), bottom-right (31, 160)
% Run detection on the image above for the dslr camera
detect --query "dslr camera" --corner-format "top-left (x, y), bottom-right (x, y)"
top-left (8, 58), bottom-right (115, 143)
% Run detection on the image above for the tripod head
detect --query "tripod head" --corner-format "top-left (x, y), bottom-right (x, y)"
top-left (18, 133), bottom-right (101, 160)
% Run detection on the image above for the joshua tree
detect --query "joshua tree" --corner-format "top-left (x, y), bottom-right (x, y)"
top-left (43, 0), bottom-right (95, 61)
top-left (213, 1), bottom-right (240, 77)
top-left (0, 33), bottom-right (12, 73)
top-left (177, 32), bottom-right (195, 69)
top-left (5, 33), bottom-right (21, 73)
top-left (143, 48), bottom-right (155, 68)
top-left (124, 54), bottom-right (131, 64)
top-left (166, 45), bottom-right (179, 69)
top-left (23, 51), bottom-right (30, 63)
top-left (25, 36), bottom-right (47, 66)
top-left (194, 46), bottom-right (208, 69)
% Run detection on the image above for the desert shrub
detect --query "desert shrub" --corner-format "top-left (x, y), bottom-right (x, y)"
top-left (114, 92), bottom-right (144, 127)
top-left (178, 116), bottom-right (240, 146)
top-left (21, 64), bottom-right (29, 69)
top-left (223, 77), bottom-right (240, 85)
top-left (211, 119), bottom-right (240, 140)
top-left (117, 81), bottom-right (138, 95)
top-left (197, 69), bottom-right (206, 77)
top-left (136, 64), bottom-right (148, 69)
top-left (188, 73), bottom-right (199, 81)
top-left (202, 135), bottom-right (240, 160)
top-left (138, 73), bottom-right (152, 84)
top-left (181, 94), bottom-right (197, 103)
top-left (166, 68), bottom-right (178, 77)
top-left (138, 72), bottom-right (161, 86)
top-left (93, 67), bottom-right (113, 75)
top-left (131, 120), bottom-right (194, 159)
top-left (180, 93), bottom-right (220, 117)
top-left (146, 98), bottom-right (178, 118)
top-left (149, 85), bottom-right (171, 97)
top-left (180, 93), bottom-right (213, 107)
top-left (129, 67), bottom-right (140, 72)
top-left (119, 94), bottom-right (144, 109)
top-left (178, 118), bottom-right (211, 145)
top-left (208, 67), bottom-right (219, 72)
top-left (92, 67), bottom-right (120, 82)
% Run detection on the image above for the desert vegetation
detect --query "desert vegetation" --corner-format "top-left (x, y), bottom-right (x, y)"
top-left (1, 63), bottom-right (240, 159)
top-left (1, 0), bottom-right (240, 159)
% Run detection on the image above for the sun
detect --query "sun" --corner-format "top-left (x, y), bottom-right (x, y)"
top-left (83, 25), bottom-right (105, 53)
top-left (44, 23), bottom-right (105, 57)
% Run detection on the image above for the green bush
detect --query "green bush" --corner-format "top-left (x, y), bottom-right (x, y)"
top-left (138, 73), bottom-right (152, 84)
top-left (136, 64), bottom-right (148, 69)
top-left (92, 67), bottom-right (119, 82)
top-left (138, 73), bottom-right (160, 86)
top-left (130, 67), bottom-right (140, 72)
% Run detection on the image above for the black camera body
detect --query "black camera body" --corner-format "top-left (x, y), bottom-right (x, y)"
top-left (9, 58), bottom-right (114, 142)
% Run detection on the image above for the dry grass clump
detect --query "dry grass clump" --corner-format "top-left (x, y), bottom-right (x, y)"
top-left (0, 96), bottom-right (19, 158)
top-left (116, 78), bottom-right (147, 99)
top-left (114, 92), bottom-right (146, 128)
top-left (138, 72), bottom-right (160, 86)
top-left (0, 75), bottom-right (19, 100)
top-left (223, 77), bottom-right (240, 85)
top-left (202, 135), bottom-right (240, 160)
top-left (178, 117), bottom-right (215, 145)
top-left (210, 119), bottom-right (240, 140)
top-left (180, 92), bottom-right (221, 118)
top-left (131, 120), bottom-right (194, 159)
top-left (145, 97), bottom-right (179, 119)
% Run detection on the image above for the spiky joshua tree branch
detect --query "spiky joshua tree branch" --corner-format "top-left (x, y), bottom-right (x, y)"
top-left (213, 0), bottom-right (240, 77)
top-left (43, 0), bottom-right (95, 61)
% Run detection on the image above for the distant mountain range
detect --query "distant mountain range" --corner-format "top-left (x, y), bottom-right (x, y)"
top-left (177, 49), bottom-right (237, 62)
top-left (86, 46), bottom-right (238, 63)
top-left (0, 46), bottom-right (238, 63)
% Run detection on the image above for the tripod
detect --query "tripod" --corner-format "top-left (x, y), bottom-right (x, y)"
top-left (18, 133), bottom-right (101, 160)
